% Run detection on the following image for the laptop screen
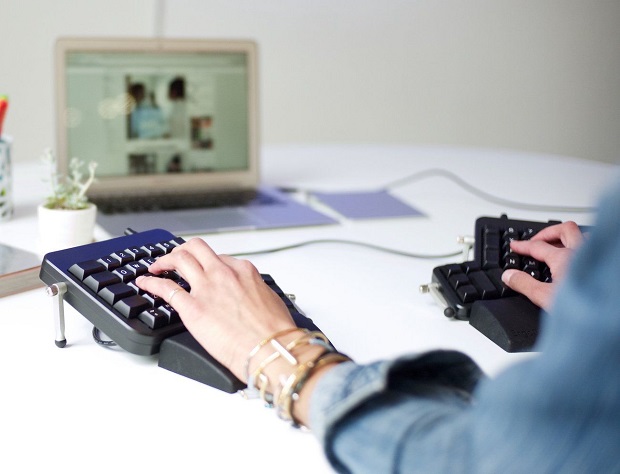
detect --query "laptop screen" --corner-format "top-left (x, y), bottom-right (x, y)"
top-left (55, 38), bottom-right (259, 197)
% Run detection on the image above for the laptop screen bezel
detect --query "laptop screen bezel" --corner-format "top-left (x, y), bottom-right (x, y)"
top-left (54, 37), bottom-right (260, 197)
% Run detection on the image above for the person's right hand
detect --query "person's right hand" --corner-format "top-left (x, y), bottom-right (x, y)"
top-left (501, 221), bottom-right (584, 311)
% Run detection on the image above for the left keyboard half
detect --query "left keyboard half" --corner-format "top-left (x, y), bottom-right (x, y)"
top-left (39, 228), bottom-right (324, 393)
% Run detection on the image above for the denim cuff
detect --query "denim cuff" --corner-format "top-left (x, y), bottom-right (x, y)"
top-left (309, 350), bottom-right (484, 471)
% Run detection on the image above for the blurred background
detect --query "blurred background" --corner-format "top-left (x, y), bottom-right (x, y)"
top-left (1, 0), bottom-right (619, 164)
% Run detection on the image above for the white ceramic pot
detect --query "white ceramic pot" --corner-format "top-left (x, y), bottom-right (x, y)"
top-left (37, 203), bottom-right (97, 255)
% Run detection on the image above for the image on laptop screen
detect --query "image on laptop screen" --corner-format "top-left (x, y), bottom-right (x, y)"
top-left (55, 38), bottom-right (259, 198)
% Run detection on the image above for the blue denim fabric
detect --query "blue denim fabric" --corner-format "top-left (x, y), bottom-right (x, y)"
top-left (310, 176), bottom-right (620, 473)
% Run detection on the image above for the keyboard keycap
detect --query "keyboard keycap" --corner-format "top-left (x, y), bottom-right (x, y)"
top-left (125, 246), bottom-right (148, 260)
top-left (69, 260), bottom-right (105, 280)
top-left (457, 284), bottom-right (479, 303)
top-left (111, 250), bottom-right (134, 265)
top-left (138, 308), bottom-right (168, 329)
top-left (158, 303), bottom-right (181, 324)
top-left (482, 248), bottom-right (500, 269)
top-left (84, 271), bottom-right (121, 292)
top-left (449, 273), bottom-right (470, 290)
top-left (113, 266), bottom-right (136, 283)
top-left (96, 256), bottom-right (121, 270)
top-left (441, 264), bottom-right (463, 278)
top-left (141, 243), bottom-right (165, 257)
top-left (468, 271), bottom-right (500, 300)
top-left (99, 282), bottom-right (135, 305)
top-left (114, 294), bottom-right (151, 318)
top-left (503, 252), bottom-right (521, 269)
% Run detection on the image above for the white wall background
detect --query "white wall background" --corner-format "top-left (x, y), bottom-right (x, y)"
top-left (1, 0), bottom-right (619, 164)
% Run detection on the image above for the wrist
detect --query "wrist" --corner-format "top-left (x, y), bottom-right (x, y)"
top-left (241, 328), bottom-right (351, 428)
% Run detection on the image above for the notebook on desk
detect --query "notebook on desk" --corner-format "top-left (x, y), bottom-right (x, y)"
top-left (54, 37), bottom-right (336, 236)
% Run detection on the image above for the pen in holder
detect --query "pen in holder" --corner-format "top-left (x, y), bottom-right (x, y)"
top-left (0, 135), bottom-right (13, 222)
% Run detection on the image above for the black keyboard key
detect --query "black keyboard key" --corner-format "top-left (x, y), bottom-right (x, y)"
top-left (156, 241), bottom-right (177, 254)
top-left (96, 255), bottom-right (121, 270)
top-left (441, 264), bottom-right (463, 278)
top-left (141, 257), bottom-right (158, 266)
top-left (126, 246), bottom-right (149, 260)
top-left (158, 303), bottom-right (181, 324)
top-left (463, 261), bottom-right (481, 274)
top-left (141, 243), bottom-right (165, 257)
top-left (69, 260), bottom-right (105, 280)
top-left (457, 284), bottom-right (479, 303)
top-left (111, 250), bottom-right (134, 265)
top-left (125, 261), bottom-right (149, 276)
top-left (522, 258), bottom-right (540, 280)
top-left (503, 252), bottom-right (521, 270)
top-left (521, 227), bottom-right (537, 240)
top-left (468, 271), bottom-right (500, 300)
top-left (525, 268), bottom-right (541, 280)
top-left (482, 248), bottom-right (500, 269)
top-left (112, 266), bottom-right (136, 283)
top-left (99, 282), bottom-right (135, 305)
top-left (138, 308), bottom-right (168, 329)
top-left (114, 294), bottom-right (151, 318)
top-left (169, 237), bottom-right (186, 247)
top-left (449, 273), bottom-right (470, 290)
top-left (502, 229), bottom-right (519, 243)
top-left (483, 227), bottom-right (500, 249)
top-left (143, 291), bottom-right (164, 307)
top-left (84, 271), bottom-right (121, 292)
top-left (127, 280), bottom-right (144, 295)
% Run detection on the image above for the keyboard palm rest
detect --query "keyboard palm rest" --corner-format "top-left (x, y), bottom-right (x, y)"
top-left (469, 297), bottom-right (541, 352)
top-left (159, 332), bottom-right (245, 393)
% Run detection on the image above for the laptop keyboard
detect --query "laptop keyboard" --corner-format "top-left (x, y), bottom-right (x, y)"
top-left (92, 189), bottom-right (277, 214)
top-left (425, 215), bottom-right (563, 352)
top-left (39, 228), bottom-right (325, 393)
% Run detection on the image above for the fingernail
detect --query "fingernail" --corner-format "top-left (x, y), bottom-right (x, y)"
top-left (502, 269), bottom-right (515, 285)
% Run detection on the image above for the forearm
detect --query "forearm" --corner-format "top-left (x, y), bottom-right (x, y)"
top-left (308, 351), bottom-right (483, 473)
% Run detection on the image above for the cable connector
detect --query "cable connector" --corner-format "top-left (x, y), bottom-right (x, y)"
top-left (456, 235), bottom-right (475, 261)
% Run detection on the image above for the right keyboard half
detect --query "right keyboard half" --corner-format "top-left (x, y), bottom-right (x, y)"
top-left (429, 215), bottom-right (561, 352)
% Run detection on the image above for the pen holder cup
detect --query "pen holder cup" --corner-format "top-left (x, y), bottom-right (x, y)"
top-left (0, 136), bottom-right (13, 222)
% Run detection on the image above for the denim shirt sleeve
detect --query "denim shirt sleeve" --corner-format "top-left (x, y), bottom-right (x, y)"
top-left (309, 351), bottom-right (484, 473)
top-left (310, 175), bottom-right (620, 474)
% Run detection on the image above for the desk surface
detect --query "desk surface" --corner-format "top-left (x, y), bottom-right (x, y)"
top-left (0, 145), bottom-right (617, 473)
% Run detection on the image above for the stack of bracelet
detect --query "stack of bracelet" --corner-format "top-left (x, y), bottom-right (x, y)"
top-left (241, 328), bottom-right (351, 427)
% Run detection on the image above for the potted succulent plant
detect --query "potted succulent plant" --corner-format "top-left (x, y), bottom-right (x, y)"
top-left (38, 148), bottom-right (98, 255)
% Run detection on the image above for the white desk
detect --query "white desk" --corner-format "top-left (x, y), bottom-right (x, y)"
top-left (0, 145), bottom-right (617, 473)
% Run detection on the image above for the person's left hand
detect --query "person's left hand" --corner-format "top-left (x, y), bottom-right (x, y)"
top-left (136, 238), bottom-right (297, 381)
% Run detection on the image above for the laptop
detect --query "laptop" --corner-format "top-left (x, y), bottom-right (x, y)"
top-left (54, 37), bottom-right (336, 236)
